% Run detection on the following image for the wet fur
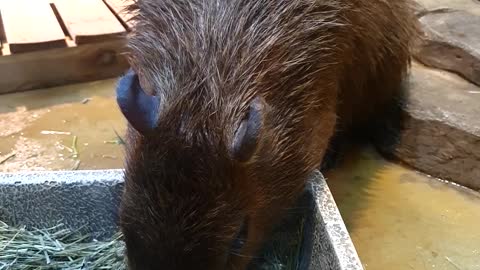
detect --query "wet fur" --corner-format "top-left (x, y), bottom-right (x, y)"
top-left (118, 0), bottom-right (419, 269)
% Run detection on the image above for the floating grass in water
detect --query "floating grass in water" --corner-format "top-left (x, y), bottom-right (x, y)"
top-left (0, 217), bottom-right (305, 270)
top-left (0, 153), bottom-right (16, 165)
top-left (71, 160), bottom-right (81, 170)
top-left (71, 136), bottom-right (79, 159)
top-left (104, 129), bottom-right (125, 145)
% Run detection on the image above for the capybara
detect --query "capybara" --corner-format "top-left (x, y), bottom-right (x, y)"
top-left (115, 0), bottom-right (419, 269)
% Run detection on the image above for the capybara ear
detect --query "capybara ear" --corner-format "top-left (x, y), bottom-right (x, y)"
top-left (116, 69), bottom-right (161, 134)
top-left (231, 96), bottom-right (265, 162)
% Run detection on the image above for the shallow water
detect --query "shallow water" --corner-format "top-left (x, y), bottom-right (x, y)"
top-left (326, 148), bottom-right (480, 270)
top-left (0, 80), bottom-right (126, 172)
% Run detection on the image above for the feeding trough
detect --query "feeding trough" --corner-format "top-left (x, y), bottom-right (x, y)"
top-left (0, 169), bottom-right (363, 270)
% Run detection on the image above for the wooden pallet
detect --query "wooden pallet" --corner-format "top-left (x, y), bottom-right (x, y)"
top-left (0, 0), bottom-right (134, 94)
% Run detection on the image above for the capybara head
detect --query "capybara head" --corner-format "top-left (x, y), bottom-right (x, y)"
top-left (113, 0), bottom-right (403, 269)
top-left (117, 69), bottom-right (279, 269)
top-left (116, 64), bottom-right (328, 269)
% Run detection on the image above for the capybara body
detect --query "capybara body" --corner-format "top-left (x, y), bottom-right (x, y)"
top-left (117, 0), bottom-right (419, 269)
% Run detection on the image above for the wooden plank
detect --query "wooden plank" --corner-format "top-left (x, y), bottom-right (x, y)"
top-left (0, 0), bottom-right (66, 53)
top-left (53, 0), bottom-right (127, 45)
top-left (104, 0), bottom-right (135, 29)
top-left (0, 39), bottom-right (129, 94)
top-left (0, 9), bottom-right (4, 55)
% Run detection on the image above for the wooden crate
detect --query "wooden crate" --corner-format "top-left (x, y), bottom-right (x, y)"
top-left (0, 0), bottom-right (134, 94)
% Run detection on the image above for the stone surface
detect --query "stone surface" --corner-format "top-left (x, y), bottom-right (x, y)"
top-left (307, 171), bottom-right (364, 270)
top-left (414, 0), bottom-right (480, 16)
top-left (0, 169), bottom-right (363, 270)
top-left (394, 63), bottom-right (480, 191)
top-left (413, 9), bottom-right (480, 86)
top-left (0, 170), bottom-right (124, 240)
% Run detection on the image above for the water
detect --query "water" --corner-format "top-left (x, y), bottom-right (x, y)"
top-left (326, 148), bottom-right (480, 270)
top-left (0, 79), bottom-right (126, 172)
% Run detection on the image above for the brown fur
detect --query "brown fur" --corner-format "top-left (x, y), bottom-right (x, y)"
top-left (118, 0), bottom-right (419, 269)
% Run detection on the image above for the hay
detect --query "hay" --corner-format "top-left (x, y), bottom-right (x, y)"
top-left (253, 217), bottom-right (305, 270)
top-left (0, 221), bottom-right (126, 270)
top-left (0, 218), bottom-right (304, 270)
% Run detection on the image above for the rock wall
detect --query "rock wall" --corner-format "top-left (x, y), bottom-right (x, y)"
top-left (393, 0), bottom-right (480, 191)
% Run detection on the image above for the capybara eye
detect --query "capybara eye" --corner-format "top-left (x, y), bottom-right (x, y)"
top-left (231, 217), bottom-right (249, 251)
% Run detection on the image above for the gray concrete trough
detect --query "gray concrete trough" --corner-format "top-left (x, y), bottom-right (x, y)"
top-left (0, 169), bottom-right (363, 270)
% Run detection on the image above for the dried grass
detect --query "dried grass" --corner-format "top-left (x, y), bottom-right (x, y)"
top-left (0, 221), bottom-right (125, 270)
top-left (0, 218), bottom-right (304, 270)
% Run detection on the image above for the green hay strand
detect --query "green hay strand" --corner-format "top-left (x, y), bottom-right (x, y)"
top-left (0, 217), bottom-right (305, 270)
top-left (0, 221), bottom-right (126, 270)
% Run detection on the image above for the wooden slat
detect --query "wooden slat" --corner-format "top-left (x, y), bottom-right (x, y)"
top-left (0, 9), bottom-right (4, 55)
top-left (104, 0), bottom-right (135, 29)
top-left (0, 39), bottom-right (129, 94)
top-left (53, 0), bottom-right (126, 45)
top-left (0, 0), bottom-right (66, 53)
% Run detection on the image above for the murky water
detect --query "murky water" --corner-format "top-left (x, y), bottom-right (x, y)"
top-left (0, 80), bottom-right (126, 172)
top-left (326, 148), bottom-right (480, 270)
